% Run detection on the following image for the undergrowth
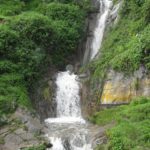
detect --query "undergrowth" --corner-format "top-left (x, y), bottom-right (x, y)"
top-left (90, 97), bottom-right (150, 150)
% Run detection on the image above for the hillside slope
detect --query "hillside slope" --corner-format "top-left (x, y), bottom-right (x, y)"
top-left (0, 0), bottom-right (90, 118)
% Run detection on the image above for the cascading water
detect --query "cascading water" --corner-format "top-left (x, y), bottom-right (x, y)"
top-left (45, 71), bottom-right (85, 124)
top-left (83, 0), bottom-right (112, 65)
top-left (90, 0), bottom-right (112, 60)
top-left (45, 71), bottom-right (91, 149)
top-left (55, 72), bottom-right (81, 118)
top-left (45, 0), bottom-right (113, 149)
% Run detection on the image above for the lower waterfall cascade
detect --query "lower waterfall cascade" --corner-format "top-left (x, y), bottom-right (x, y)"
top-left (45, 71), bottom-right (92, 150)
top-left (45, 0), bottom-right (113, 149)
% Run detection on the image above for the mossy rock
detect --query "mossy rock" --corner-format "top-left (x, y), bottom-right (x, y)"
top-left (43, 86), bottom-right (52, 101)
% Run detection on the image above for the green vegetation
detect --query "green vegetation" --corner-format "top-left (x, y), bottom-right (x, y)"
top-left (0, 0), bottom-right (24, 16)
top-left (0, 0), bottom-right (90, 117)
top-left (90, 97), bottom-right (150, 150)
top-left (21, 144), bottom-right (46, 150)
top-left (91, 0), bottom-right (150, 78)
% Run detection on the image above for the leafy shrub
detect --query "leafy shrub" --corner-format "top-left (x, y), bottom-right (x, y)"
top-left (38, 2), bottom-right (86, 66)
top-left (0, 0), bottom-right (89, 116)
top-left (0, 60), bottom-right (18, 74)
top-left (38, 2), bottom-right (85, 24)
top-left (9, 12), bottom-right (54, 48)
top-left (0, 73), bottom-right (31, 115)
top-left (91, 97), bottom-right (150, 150)
top-left (50, 20), bottom-right (81, 66)
top-left (0, 25), bottom-right (19, 55)
top-left (0, 0), bottom-right (24, 16)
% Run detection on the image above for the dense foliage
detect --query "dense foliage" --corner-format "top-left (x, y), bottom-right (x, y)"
top-left (90, 97), bottom-right (150, 150)
top-left (0, 0), bottom-right (90, 117)
top-left (91, 0), bottom-right (150, 78)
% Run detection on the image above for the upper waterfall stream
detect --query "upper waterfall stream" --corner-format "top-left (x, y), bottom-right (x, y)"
top-left (90, 0), bottom-right (112, 60)
top-left (45, 0), bottom-right (113, 149)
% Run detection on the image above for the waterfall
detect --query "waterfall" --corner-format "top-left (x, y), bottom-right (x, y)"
top-left (45, 71), bottom-right (91, 150)
top-left (56, 72), bottom-right (81, 118)
top-left (83, 0), bottom-right (112, 64)
top-left (46, 71), bottom-right (85, 124)
top-left (90, 0), bottom-right (112, 60)
top-left (45, 0), bottom-right (113, 149)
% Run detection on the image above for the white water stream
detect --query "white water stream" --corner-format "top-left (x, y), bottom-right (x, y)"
top-left (45, 0), bottom-right (113, 149)
top-left (45, 71), bottom-right (85, 124)
top-left (45, 72), bottom-right (91, 150)
top-left (90, 0), bottom-right (112, 60)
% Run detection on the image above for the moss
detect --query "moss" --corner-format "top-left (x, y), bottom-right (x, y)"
top-left (0, 137), bottom-right (5, 144)
top-left (132, 78), bottom-right (139, 91)
top-left (21, 144), bottom-right (46, 150)
top-left (43, 86), bottom-right (52, 100)
top-left (113, 0), bottom-right (119, 5)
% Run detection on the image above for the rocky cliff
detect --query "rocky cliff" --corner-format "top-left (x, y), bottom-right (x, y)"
top-left (101, 68), bottom-right (150, 104)
top-left (81, 0), bottom-right (150, 117)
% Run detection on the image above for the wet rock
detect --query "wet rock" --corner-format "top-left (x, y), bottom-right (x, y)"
top-left (20, 132), bottom-right (34, 140)
top-left (72, 137), bottom-right (84, 147)
top-left (13, 108), bottom-right (29, 123)
top-left (30, 72), bottom-right (57, 120)
top-left (4, 133), bottom-right (23, 146)
top-left (22, 140), bottom-right (40, 146)
top-left (90, 0), bottom-right (100, 13)
top-left (14, 128), bottom-right (26, 135)
top-left (46, 143), bottom-right (53, 148)
top-left (1, 143), bottom-right (19, 150)
top-left (63, 139), bottom-right (71, 150)
top-left (66, 65), bottom-right (74, 73)
top-left (0, 108), bottom-right (47, 150)
top-left (12, 108), bottom-right (43, 134)
top-left (0, 127), bottom-right (9, 135)
top-left (25, 118), bottom-right (42, 133)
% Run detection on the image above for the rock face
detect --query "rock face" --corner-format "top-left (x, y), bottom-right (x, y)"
top-left (101, 68), bottom-right (150, 104)
top-left (81, 1), bottom-right (150, 116)
top-left (99, 0), bottom-right (150, 104)
top-left (0, 108), bottom-right (46, 150)
top-left (30, 68), bottom-right (57, 121)
top-left (81, 68), bottom-right (150, 117)
top-left (80, 74), bottom-right (101, 118)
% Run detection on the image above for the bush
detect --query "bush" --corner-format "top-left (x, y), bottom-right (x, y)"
top-left (0, 60), bottom-right (18, 74)
top-left (0, 25), bottom-right (19, 56)
top-left (9, 12), bottom-right (54, 48)
top-left (0, 73), bottom-right (31, 115)
top-left (38, 2), bottom-right (86, 66)
top-left (0, 0), bottom-right (89, 116)
top-left (91, 97), bottom-right (150, 150)
top-left (0, 0), bottom-right (24, 16)
top-left (38, 2), bottom-right (85, 24)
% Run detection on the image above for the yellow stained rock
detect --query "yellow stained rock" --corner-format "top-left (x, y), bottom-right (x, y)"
top-left (101, 77), bottom-right (150, 104)
top-left (101, 82), bottom-right (136, 104)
